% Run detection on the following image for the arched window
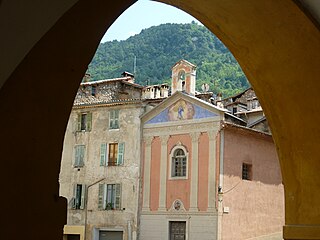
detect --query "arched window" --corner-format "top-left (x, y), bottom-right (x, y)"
top-left (172, 148), bottom-right (187, 177)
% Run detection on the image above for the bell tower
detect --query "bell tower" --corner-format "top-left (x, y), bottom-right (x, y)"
top-left (171, 59), bottom-right (197, 95)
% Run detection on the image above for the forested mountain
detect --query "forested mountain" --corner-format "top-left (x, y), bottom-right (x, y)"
top-left (88, 22), bottom-right (249, 96)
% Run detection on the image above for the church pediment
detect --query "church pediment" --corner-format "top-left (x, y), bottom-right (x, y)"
top-left (145, 97), bottom-right (220, 125)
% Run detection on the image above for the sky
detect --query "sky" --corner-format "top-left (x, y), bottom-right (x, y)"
top-left (101, 0), bottom-right (201, 42)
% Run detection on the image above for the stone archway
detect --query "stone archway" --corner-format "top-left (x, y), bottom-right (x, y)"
top-left (0, 1), bottom-right (319, 239)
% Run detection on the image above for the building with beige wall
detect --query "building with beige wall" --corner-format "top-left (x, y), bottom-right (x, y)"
top-left (60, 60), bottom-right (284, 240)
top-left (59, 76), bottom-right (144, 240)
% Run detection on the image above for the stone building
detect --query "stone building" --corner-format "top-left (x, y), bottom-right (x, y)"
top-left (60, 60), bottom-right (284, 240)
top-left (59, 75), bottom-right (144, 240)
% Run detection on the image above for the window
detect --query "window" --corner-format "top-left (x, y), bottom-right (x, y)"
top-left (169, 221), bottom-right (186, 240)
top-left (172, 148), bottom-right (187, 177)
top-left (74, 145), bottom-right (85, 167)
top-left (109, 110), bottom-right (119, 129)
top-left (98, 183), bottom-right (121, 210)
top-left (100, 142), bottom-right (125, 166)
top-left (77, 112), bottom-right (92, 131)
top-left (233, 107), bottom-right (237, 114)
top-left (91, 86), bottom-right (96, 96)
top-left (70, 184), bottom-right (86, 209)
top-left (99, 231), bottom-right (123, 240)
top-left (242, 163), bottom-right (252, 180)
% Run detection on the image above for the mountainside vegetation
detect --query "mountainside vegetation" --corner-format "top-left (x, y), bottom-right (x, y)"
top-left (88, 22), bottom-right (249, 97)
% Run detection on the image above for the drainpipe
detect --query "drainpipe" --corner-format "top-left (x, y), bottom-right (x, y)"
top-left (219, 128), bottom-right (224, 193)
top-left (217, 127), bottom-right (225, 240)
top-left (128, 220), bottom-right (132, 240)
top-left (84, 178), bottom-right (105, 240)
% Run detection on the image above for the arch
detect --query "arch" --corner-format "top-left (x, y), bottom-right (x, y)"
top-left (169, 143), bottom-right (189, 179)
top-left (0, 1), bottom-right (319, 239)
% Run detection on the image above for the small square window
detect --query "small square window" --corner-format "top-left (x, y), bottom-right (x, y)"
top-left (242, 163), bottom-right (252, 180)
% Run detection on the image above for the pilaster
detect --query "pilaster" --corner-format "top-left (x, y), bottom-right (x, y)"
top-left (189, 132), bottom-right (200, 212)
top-left (142, 136), bottom-right (153, 211)
top-left (158, 135), bottom-right (170, 211)
top-left (207, 131), bottom-right (216, 211)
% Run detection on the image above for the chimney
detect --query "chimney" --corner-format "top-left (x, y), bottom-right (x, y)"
top-left (82, 73), bottom-right (91, 83)
top-left (121, 71), bottom-right (135, 83)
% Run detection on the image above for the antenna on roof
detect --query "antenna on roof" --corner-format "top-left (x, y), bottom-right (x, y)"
top-left (133, 55), bottom-right (137, 76)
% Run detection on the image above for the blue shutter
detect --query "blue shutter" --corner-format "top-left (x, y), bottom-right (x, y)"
top-left (100, 143), bottom-right (107, 166)
top-left (115, 184), bottom-right (121, 210)
top-left (98, 183), bottom-right (104, 210)
top-left (77, 114), bottom-right (81, 131)
top-left (80, 184), bottom-right (86, 209)
top-left (86, 112), bottom-right (92, 131)
top-left (117, 142), bottom-right (125, 165)
top-left (75, 146), bottom-right (80, 166)
top-left (79, 145), bottom-right (85, 166)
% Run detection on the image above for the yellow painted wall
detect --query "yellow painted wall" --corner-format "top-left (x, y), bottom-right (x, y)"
top-left (64, 225), bottom-right (85, 240)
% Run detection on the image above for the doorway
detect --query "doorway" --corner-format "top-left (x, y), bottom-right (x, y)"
top-left (170, 221), bottom-right (186, 240)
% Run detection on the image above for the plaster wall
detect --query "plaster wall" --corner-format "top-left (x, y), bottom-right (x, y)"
top-left (221, 128), bottom-right (284, 240)
top-left (59, 103), bottom-right (143, 240)
top-left (167, 134), bottom-right (192, 210)
top-left (1, 1), bottom-right (320, 240)
top-left (140, 214), bottom-right (218, 240)
top-left (198, 133), bottom-right (209, 211)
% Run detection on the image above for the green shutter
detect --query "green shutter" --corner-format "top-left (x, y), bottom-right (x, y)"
top-left (87, 112), bottom-right (92, 131)
top-left (75, 146), bottom-right (80, 166)
top-left (115, 184), bottom-right (121, 210)
top-left (98, 184), bottom-right (104, 210)
top-left (100, 143), bottom-right (107, 166)
top-left (71, 184), bottom-right (77, 209)
top-left (117, 142), bottom-right (125, 165)
top-left (77, 114), bottom-right (81, 131)
top-left (80, 184), bottom-right (86, 209)
top-left (114, 110), bottom-right (119, 129)
top-left (109, 110), bottom-right (114, 129)
top-left (79, 145), bottom-right (85, 166)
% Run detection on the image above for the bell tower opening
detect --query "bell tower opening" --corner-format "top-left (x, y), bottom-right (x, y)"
top-left (171, 59), bottom-right (196, 95)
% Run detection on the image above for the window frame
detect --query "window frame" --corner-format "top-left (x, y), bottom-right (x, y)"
top-left (169, 144), bottom-right (189, 180)
top-left (70, 184), bottom-right (86, 210)
top-left (242, 163), bottom-right (253, 181)
top-left (100, 142), bottom-right (125, 166)
top-left (74, 145), bottom-right (85, 167)
top-left (98, 183), bottom-right (121, 210)
top-left (109, 109), bottom-right (120, 130)
top-left (77, 112), bottom-right (92, 132)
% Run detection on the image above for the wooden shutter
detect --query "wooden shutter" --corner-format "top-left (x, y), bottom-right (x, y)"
top-left (109, 110), bottom-right (114, 129)
top-left (115, 184), bottom-right (121, 210)
top-left (86, 112), bottom-right (92, 131)
top-left (79, 145), bottom-right (85, 166)
top-left (117, 142), bottom-right (125, 165)
top-left (98, 183), bottom-right (104, 210)
top-left (77, 114), bottom-right (81, 131)
top-left (71, 184), bottom-right (77, 209)
top-left (80, 184), bottom-right (86, 209)
top-left (100, 143), bottom-right (107, 166)
top-left (114, 110), bottom-right (119, 128)
top-left (75, 146), bottom-right (80, 166)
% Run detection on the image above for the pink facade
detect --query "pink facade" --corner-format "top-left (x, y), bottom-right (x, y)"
top-left (221, 126), bottom-right (284, 239)
top-left (198, 132), bottom-right (209, 211)
top-left (166, 134), bottom-right (192, 210)
top-left (150, 137), bottom-right (161, 211)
